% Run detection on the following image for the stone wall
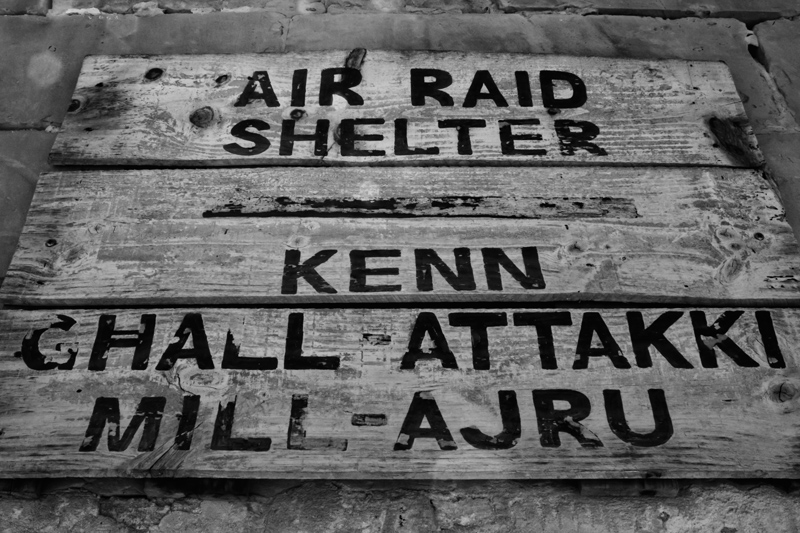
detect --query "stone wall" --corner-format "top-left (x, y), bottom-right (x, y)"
top-left (2, 3), bottom-right (800, 531)
top-left (3, 479), bottom-right (800, 532)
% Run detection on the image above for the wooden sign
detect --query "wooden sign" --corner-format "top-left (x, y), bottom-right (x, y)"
top-left (3, 166), bottom-right (798, 307)
top-left (4, 50), bottom-right (798, 480)
top-left (49, 51), bottom-right (760, 167)
top-left (0, 306), bottom-right (797, 478)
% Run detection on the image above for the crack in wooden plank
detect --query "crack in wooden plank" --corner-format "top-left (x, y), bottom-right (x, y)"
top-left (202, 195), bottom-right (638, 219)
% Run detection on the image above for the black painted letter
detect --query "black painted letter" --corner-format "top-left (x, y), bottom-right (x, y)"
top-left (690, 311), bottom-right (760, 368)
top-left (499, 119), bottom-right (546, 156)
top-left (223, 119), bottom-right (270, 156)
top-left (339, 118), bottom-right (385, 157)
top-left (175, 395), bottom-right (200, 451)
top-left (627, 311), bottom-right (693, 369)
top-left (394, 119), bottom-right (440, 155)
top-left (234, 71), bottom-right (280, 107)
top-left (554, 120), bottom-right (607, 156)
top-left (350, 249), bottom-right (401, 292)
top-left (513, 312), bottom-right (572, 369)
top-left (410, 69), bottom-right (454, 106)
top-left (462, 70), bottom-right (508, 108)
top-left (539, 71), bottom-right (587, 108)
top-left (573, 312), bottom-right (631, 369)
top-left (222, 330), bottom-right (278, 370)
top-left (20, 314), bottom-right (78, 371)
top-left (284, 313), bottom-right (340, 370)
top-left (287, 394), bottom-right (348, 450)
top-left (482, 247), bottom-right (546, 291)
top-left (279, 119), bottom-right (329, 156)
top-left (319, 68), bottom-right (364, 106)
top-left (515, 71), bottom-right (533, 107)
top-left (415, 248), bottom-right (475, 292)
top-left (290, 69), bottom-right (308, 107)
top-left (281, 249), bottom-right (338, 294)
top-left (756, 311), bottom-right (786, 368)
top-left (603, 389), bottom-right (673, 447)
top-left (448, 312), bottom-right (507, 370)
top-left (211, 397), bottom-right (271, 451)
top-left (79, 397), bottom-right (166, 452)
top-left (438, 119), bottom-right (486, 155)
top-left (155, 313), bottom-right (215, 370)
top-left (532, 389), bottom-right (603, 448)
top-left (394, 391), bottom-right (457, 450)
top-left (400, 312), bottom-right (458, 369)
top-left (461, 391), bottom-right (520, 450)
top-left (89, 314), bottom-right (156, 371)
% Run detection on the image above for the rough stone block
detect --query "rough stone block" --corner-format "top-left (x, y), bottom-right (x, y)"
top-left (0, 0), bottom-right (50, 15)
top-left (580, 480), bottom-right (682, 498)
top-left (325, 0), bottom-right (402, 14)
top-left (224, 0), bottom-right (298, 15)
top-left (325, 0), bottom-right (492, 14)
top-left (755, 18), bottom-right (800, 126)
top-left (285, 14), bottom-right (798, 136)
top-left (757, 132), bottom-right (800, 241)
top-left (156, 499), bottom-right (251, 532)
top-left (52, 0), bottom-right (298, 14)
top-left (404, 0), bottom-right (492, 13)
top-left (0, 480), bottom-right (799, 531)
top-left (0, 131), bottom-right (56, 282)
top-left (52, 0), bottom-right (220, 14)
top-left (495, 0), bottom-right (800, 25)
top-left (98, 497), bottom-right (172, 531)
top-left (0, 16), bottom-right (102, 129)
top-left (0, 13), bottom-right (285, 129)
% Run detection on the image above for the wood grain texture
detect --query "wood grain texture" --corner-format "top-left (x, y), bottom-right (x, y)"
top-left (2, 166), bottom-right (799, 307)
top-left (49, 52), bottom-right (759, 167)
top-left (0, 306), bottom-right (798, 479)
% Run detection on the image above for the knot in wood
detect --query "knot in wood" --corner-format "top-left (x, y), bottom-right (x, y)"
top-left (145, 67), bottom-right (164, 81)
top-left (190, 106), bottom-right (216, 128)
top-left (769, 381), bottom-right (798, 403)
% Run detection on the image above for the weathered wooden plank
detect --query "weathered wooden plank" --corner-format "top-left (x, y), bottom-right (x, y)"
top-left (49, 52), bottom-right (759, 167)
top-left (0, 306), bottom-right (798, 479)
top-left (3, 166), bottom-right (798, 307)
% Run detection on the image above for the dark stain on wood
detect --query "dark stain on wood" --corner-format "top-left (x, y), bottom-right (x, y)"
top-left (351, 414), bottom-right (388, 426)
top-left (67, 80), bottom-right (135, 132)
top-left (345, 48), bottom-right (367, 70)
top-left (202, 196), bottom-right (638, 219)
top-left (362, 333), bottom-right (391, 346)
